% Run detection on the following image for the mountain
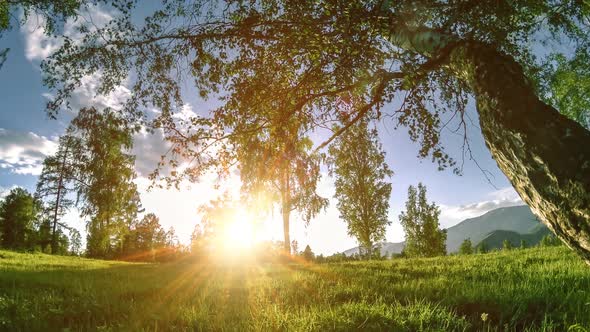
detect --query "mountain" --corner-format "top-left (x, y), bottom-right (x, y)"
top-left (444, 205), bottom-right (544, 252)
top-left (340, 205), bottom-right (550, 256)
top-left (341, 242), bottom-right (405, 257)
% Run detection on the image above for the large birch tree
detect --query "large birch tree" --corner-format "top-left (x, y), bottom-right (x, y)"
top-left (39, 1), bottom-right (590, 263)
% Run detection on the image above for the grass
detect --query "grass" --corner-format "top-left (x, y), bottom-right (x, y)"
top-left (1, 247), bottom-right (589, 331)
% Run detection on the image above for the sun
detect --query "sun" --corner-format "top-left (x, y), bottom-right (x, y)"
top-left (219, 208), bottom-right (255, 254)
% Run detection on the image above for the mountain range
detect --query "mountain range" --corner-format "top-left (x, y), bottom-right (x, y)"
top-left (341, 205), bottom-right (552, 256)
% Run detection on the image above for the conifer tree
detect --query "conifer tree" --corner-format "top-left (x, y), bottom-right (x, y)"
top-left (459, 238), bottom-right (473, 255)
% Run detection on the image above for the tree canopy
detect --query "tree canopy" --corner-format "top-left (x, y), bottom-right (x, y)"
top-left (27, 0), bottom-right (590, 263)
top-left (329, 119), bottom-right (392, 258)
top-left (399, 183), bottom-right (446, 258)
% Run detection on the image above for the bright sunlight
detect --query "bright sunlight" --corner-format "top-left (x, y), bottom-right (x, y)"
top-left (217, 207), bottom-right (256, 257)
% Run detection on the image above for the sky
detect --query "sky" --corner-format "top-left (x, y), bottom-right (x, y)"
top-left (0, 5), bottom-right (525, 255)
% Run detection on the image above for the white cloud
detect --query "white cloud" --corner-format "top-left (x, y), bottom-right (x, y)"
top-left (132, 128), bottom-right (172, 178)
top-left (21, 5), bottom-right (130, 112)
top-left (68, 72), bottom-right (132, 112)
top-left (0, 129), bottom-right (58, 175)
top-left (172, 103), bottom-right (198, 122)
top-left (0, 185), bottom-right (21, 199)
top-left (439, 186), bottom-right (524, 228)
top-left (21, 4), bottom-right (113, 62)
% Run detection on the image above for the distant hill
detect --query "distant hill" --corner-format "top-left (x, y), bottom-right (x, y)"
top-left (478, 226), bottom-right (552, 250)
top-left (341, 205), bottom-right (551, 256)
top-left (445, 205), bottom-right (545, 252)
top-left (341, 241), bottom-right (405, 257)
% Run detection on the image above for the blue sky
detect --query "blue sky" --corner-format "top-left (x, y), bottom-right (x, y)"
top-left (0, 6), bottom-right (524, 255)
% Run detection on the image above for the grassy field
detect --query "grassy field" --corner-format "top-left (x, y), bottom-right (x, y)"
top-left (1, 247), bottom-right (589, 331)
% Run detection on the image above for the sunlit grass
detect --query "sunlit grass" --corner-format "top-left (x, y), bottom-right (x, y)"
top-left (0, 247), bottom-right (589, 331)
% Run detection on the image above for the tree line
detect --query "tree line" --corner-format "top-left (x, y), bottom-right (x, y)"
top-left (0, 108), bottom-right (182, 261)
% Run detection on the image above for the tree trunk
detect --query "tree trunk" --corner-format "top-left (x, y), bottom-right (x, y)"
top-left (385, 24), bottom-right (590, 263)
top-left (448, 42), bottom-right (590, 263)
top-left (282, 203), bottom-right (291, 254)
top-left (281, 167), bottom-right (292, 254)
top-left (51, 144), bottom-right (69, 254)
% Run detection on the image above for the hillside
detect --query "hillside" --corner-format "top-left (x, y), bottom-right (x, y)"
top-left (341, 241), bottom-right (405, 257)
top-left (478, 226), bottom-right (552, 250)
top-left (342, 205), bottom-right (549, 255)
top-left (1, 247), bottom-right (589, 331)
top-left (445, 205), bottom-right (546, 252)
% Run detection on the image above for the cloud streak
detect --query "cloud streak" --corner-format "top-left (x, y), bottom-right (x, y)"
top-left (0, 129), bottom-right (57, 175)
top-left (439, 186), bottom-right (524, 228)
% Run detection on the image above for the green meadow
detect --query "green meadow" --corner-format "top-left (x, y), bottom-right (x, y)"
top-left (1, 246), bottom-right (589, 331)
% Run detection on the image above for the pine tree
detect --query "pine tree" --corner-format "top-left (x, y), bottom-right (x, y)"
top-left (399, 183), bottom-right (446, 258)
top-left (329, 119), bottom-right (393, 258)
top-left (35, 134), bottom-right (85, 254)
top-left (459, 239), bottom-right (473, 255)
top-left (302, 245), bottom-right (315, 262)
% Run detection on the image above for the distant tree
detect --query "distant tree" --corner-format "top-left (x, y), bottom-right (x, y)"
top-left (69, 228), bottom-right (82, 255)
top-left (540, 234), bottom-right (561, 247)
top-left (197, 193), bottom-right (238, 256)
top-left (476, 242), bottom-right (489, 254)
top-left (315, 254), bottom-right (325, 263)
top-left (503, 239), bottom-right (513, 251)
top-left (127, 213), bottom-right (168, 261)
top-left (69, 107), bottom-right (142, 258)
top-left (35, 134), bottom-right (85, 254)
top-left (520, 239), bottom-right (527, 250)
top-left (399, 184), bottom-right (446, 258)
top-left (0, 188), bottom-right (42, 250)
top-left (328, 119), bottom-right (393, 258)
top-left (238, 120), bottom-right (328, 254)
top-left (291, 240), bottom-right (299, 256)
top-left (190, 224), bottom-right (208, 258)
top-left (459, 239), bottom-right (473, 255)
top-left (302, 245), bottom-right (315, 262)
top-left (34, 218), bottom-right (52, 252)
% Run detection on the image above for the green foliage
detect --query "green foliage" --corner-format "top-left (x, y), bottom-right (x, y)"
top-left (520, 239), bottom-right (527, 250)
top-left (399, 183), bottom-right (446, 258)
top-left (39, 0), bottom-right (590, 173)
top-left (302, 245), bottom-right (315, 262)
top-left (503, 239), bottom-right (513, 251)
top-left (0, 188), bottom-right (42, 250)
top-left (0, 246), bottom-right (589, 330)
top-left (0, 0), bottom-right (85, 34)
top-left (36, 134), bottom-right (85, 254)
top-left (118, 213), bottom-right (177, 262)
top-left (476, 242), bottom-right (489, 254)
top-left (68, 107), bottom-right (141, 258)
top-left (459, 238), bottom-right (473, 255)
top-left (0, 0), bottom-right (89, 70)
top-left (328, 119), bottom-right (393, 258)
top-left (236, 108), bottom-right (328, 253)
top-left (540, 234), bottom-right (562, 248)
top-left (539, 51), bottom-right (590, 129)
